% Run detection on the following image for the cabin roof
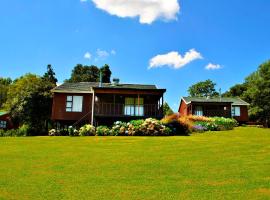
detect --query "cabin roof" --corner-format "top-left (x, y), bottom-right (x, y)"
top-left (0, 111), bottom-right (9, 117)
top-left (182, 97), bottom-right (250, 106)
top-left (52, 82), bottom-right (164, 93)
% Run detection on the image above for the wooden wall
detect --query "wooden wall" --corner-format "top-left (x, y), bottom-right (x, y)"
top-left (51, 93), bottom-right (92, 122)
top-left (233, 105), bottom-right (249, 122)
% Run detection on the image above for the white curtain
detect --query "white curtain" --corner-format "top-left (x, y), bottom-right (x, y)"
top-left (72, 96), bottom-right (83, 112)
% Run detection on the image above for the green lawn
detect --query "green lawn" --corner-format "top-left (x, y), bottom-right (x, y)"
top-left (0, 127), bottom-right (270, 200)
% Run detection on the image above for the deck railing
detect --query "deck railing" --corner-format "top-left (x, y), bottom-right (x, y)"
top-left (94, 103), bottom-right (163, 118)
top-left (204, 110), bottom-right (231, 118)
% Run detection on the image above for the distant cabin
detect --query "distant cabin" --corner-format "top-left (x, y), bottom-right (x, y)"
top-left (0, 111), bottom-right (14, 130)
top-left (178, 97), bottom-right (249, 123)
top-left (51, 81), bottom-right (166, 127)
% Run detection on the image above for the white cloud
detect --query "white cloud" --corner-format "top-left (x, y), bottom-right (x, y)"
top-left (91, 0), bottom-right (180, 24)
top-left (96, 49), bottom-right (110, 58)
top-left (149, 49), bottom-right (203, 69)
top-left (205, 63), bottom-right (222, 70)
top-left (84, 52), bottom-right (92, 60)
top-left (111, 49), bottom-right (116, 55)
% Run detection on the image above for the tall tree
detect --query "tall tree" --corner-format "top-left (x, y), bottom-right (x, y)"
top-left (100, 64), bottom-right (112, 83)
top-left (243, 60), bottom-right (270, 127)
top-left (4, 74), bottom-right (54, 134)
top-left (163, 102), bottom-right (174, 116)
top-left (222, 83), bottom-right (248, 97)
top-left (66, 64), bottom-right (100, 83)
top-left (188, 79), bottom-right (219, 97)
top-left (43, 64), bottom-right (58, 85)
top-left (0, 77), bottom-right (12, 109)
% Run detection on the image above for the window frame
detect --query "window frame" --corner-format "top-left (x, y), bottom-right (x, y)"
top-left (232, 106), bottom-right (241, 117)
top-left (124, 97), bottom-right (144, 116)
top-left (0, 120), bottom-right (7, 129)
top-left (66, 95), bottom-right (83, 113)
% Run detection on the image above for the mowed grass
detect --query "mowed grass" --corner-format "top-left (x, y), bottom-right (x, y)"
top-left (0, 127), bottom-right (270, 200)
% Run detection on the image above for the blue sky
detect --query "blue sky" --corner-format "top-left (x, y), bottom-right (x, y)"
top-left (1, 0), bottom-right (270, 111)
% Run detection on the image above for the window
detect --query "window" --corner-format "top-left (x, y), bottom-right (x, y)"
top-left (124, 97), bottom-right (144, 116)
top-left (194, 106), bottom-right (203, 116)
top-left (0, 121), bottom-right (7, 129)
top-left (232, 106), bottom-right (241, 117)
top-left (66, 96), bottom-right (83, 112)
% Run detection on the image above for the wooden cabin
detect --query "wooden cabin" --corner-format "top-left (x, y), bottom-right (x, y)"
top-left (178, 97), bottom-right (249, 123)
top-left (0, 111), bottom-right (14, 130)
top-left (51, 81), bottom-right (166, 126)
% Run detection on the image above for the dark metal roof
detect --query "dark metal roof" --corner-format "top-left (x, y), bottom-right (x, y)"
top-left (182, 97), bottom-right (250, 106)
top-left (52, 82), bottom-right (163, 93)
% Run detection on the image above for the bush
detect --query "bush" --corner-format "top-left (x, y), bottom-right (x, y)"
top-left (79, 124), bottom-right (95, 136)
top-left (127, 119), bottom-right (144, 136)
top-left (111, 121), bottom-right (128, 136)
top-left (212, 117), bottom-right (238, 131)
top-left (68, 126), bottom-right (79, 136)
top-left (140, 118), bottom-right (172, 136)
top-left (194, 121), bottom-right (219, 131)
top-left (96, 126), bottom-right (110, 136)
top-left (161, 114), bottom-right (190, 136)
top-left (0, 124), bottom-right (30, 137)
top-left (49, 129), bottom-right (58, 136)
top-left (192, 125), bottom-right (208, 133)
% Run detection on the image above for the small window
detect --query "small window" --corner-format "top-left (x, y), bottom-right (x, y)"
top-left (232, 106), bottom-right (241, 117)
top-left (124, 97), bottom-right (144, 116)
top-left (66, 96), bottom-right (83, 112)
top-left (0, 121), bottom-right (7, 129)
top-left (194, 106), bottom-right (203, 116)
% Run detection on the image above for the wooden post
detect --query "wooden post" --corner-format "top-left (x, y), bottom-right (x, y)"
top-left (113, 94), bottom-right (116, 115)
top-left (161, 94), bottom-right (164, 117)
top-left (91, 92), bottom-right (95, 125)
top-left (138, 94), bottom-right (140, 116)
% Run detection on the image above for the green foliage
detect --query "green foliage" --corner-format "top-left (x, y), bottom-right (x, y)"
top-left (96, 126), bottom-right (110, 136)
top-left (188, 79), bottom-right (219, 97)
top-left (79, 124), bottom-right (96, 136)
top-left (100, 64), bottom-right (112, 83)
top-left (43, 64), bottom-right (58, 85)
top-left (161, 114), bottom-right (190, 136)
top-left (163, 102), bottom-right (174, 116)
top-left (0, 77), bottom-right (12, 108)
top-left (139, 118), bottom-right (172, 136)
top-left (194, 121), bottom-right (219, 131)
top-left (66, 64), bottom-right (112, 83)
top-left (212, 117), bottom-right (238, 130)
top-left (243, 60), bottom-right (270, 127)
top-left (4, 73), bottom-right (54, 134)
top-left (127, 119), bottom-right (145, 136)
top-left (111, 121), bottom-right (128, 136)
top-left (0, 124), bottom-right (30, 137)
top-left (222, 83), bottom-right (247, 97)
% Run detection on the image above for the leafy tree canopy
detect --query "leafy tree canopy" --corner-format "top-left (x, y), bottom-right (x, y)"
top-left (188, 79), bottom-right (219, 97)
top-left (4, 74), bottom-right (55, 134)
top-left (66, 64), bottom-right (112, 83)
top-left (222, 83), bottom-right (248, 97)
top-left (43, 64), bottom-right (58, 85)
top-left (163, 102), bottom-right (174, 116)
top-left (0, 77), bottom-right (12, 109)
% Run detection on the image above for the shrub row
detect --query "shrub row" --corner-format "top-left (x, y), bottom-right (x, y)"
top-left (48, 115), bottom-right (238, 137)
top-left (0, 124), bottom-right (31, 137)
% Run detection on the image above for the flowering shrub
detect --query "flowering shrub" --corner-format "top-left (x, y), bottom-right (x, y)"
top-left (192, 125), bottom-right (208, 132)
top-left (49, 129), bottom-right (58, 136)
top-left (127, 120), bottom-right (144, 136)
top-left (194, 121), bottom-right (219, 131)
top-left (96, 126), bottom-right (110, 136)
top-left (139, 118), bottom-right (172, 136)
top-left (79, 124), bottom-right (95, 136)
top-left (68, 126), bottom-right (79, 136)
top-left (212, 117), bottom-right (238, 130)
top-left (161, 114), bottom-right (190, 136)
top-left (111, 121), bottom-right (128, 136)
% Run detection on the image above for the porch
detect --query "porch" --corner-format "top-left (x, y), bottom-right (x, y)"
top-left (189, 103), bottom-right (232, 118)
